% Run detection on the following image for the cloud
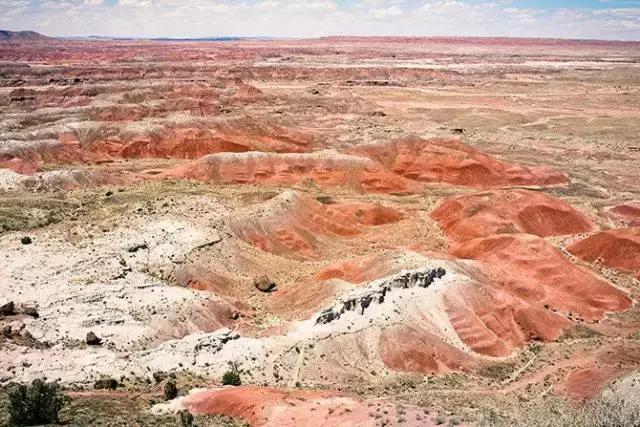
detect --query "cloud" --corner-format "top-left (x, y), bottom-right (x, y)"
top-left (0, 0), bottom-right (638, 40)
top-left (370, 6), bottom-right (403, 19)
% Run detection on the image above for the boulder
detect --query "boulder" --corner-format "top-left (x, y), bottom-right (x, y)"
top-left (253, 276), bottom-right (278, 293)
top-left (153, 371), bottom-right (168, 383)
top-left (86, 331), bottom-right (102, 346)
top-left (0, 301), bottom-right (15, 316)
top-left (22, 305), bottom-right (39, 318)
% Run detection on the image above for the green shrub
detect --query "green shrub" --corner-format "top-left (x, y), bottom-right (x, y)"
top-left (222, 370), bottom-right (241, 386)
top-left (221, 363), bottom-right (241, 387)
top-left (178, 410), bottom-right (195, 427)
top-left (8, 379), bottom-right (66, 426)
top-left (164, 379), bottom-right (178, 400)
top-left (94, 378), bottom-right (118, 390)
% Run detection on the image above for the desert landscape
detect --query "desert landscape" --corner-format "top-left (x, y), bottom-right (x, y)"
top-left (1, 30), bottom-right (640, 426)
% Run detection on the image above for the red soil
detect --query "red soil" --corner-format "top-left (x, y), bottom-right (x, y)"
top-left (233, 80), bottom-right (265, 100)
top-left (230, 192), bottom-right (403, 258)
top-left (443, 280), bottom-right (571, 357)
top-left (460, 234), bottom-right (631, 317)
top-left (559, 343), bottom-right (640, 402)
top-left (0, 137), bottom-right (102, 174)
top-left (0, 158), bottom-right (40, 174)
top-left (609, 202), bottom-right (640, 226)
top-left (82, 121), bottom-right (313, 160)
top-left (567, 228), bottom-right (640, 278)
top-left (89, 121), bottom-right (312, 159)
top-left (264, 279), bottom-right (343, 321)
top-left (431, 189), bottom-right (595, 242)
top-left (450, 234), bottom-right (631, 322)
top-left (0, 120), bottom-right (314, 174)
top-left (355, 136), bottom-right (567, 188)
top-left (151, 299), bottom-right (244, 342)
top-left (562, 366), bottom-right (619, 402)
top-left (183, 386), bottom-right (436, 426)
top-left (174, 267), bottom-right (253, 316)
top-left (316, 252), bottom-right (403, 283)
top-left (379, 325), bottom-right (475, 374)
top-left (171, 152), bottom-right (422, 193)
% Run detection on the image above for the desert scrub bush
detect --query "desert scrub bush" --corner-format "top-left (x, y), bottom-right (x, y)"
top-left (178, 410), bottom-right (195, 427)
top-left (71, 124), bottom-right (118, 149)
top-left (516, 392), bottom-right (640, 427)
top-left (164, 379), bottom-right (178, 400)
top-left (222, 362), bottom-right (241, 386)
top-left (7, 379), bottom-right (66, 426)
top-left (480, 363), bottom-right (516, 382)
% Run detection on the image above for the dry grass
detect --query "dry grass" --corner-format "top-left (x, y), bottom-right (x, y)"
top-left (71, 124), bottom-right (119, 149)
top-left (514, 393), bottom-right (640, 427)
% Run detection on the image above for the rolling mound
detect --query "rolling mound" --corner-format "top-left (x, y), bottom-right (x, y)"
top-left (437, 234), bottom-right (631, 357)
top-left (559, 343), bottom-right (640, 402)
top-left (230, 191), bottom-right (403, 258)
top-left (431, 189), bottom-right (595, 241)
top-left (567, 228), bottom-right (640, 278)
top-left (450, 234), bottom-right (631, 321)
top-left (315, 250), bottom-right (429, 283)
top-left (355, 136), bottom-right (567, 188)
top-left (609, 202), bottom-right (640, 226)
top-left (86, 121), bottom-right (313, 160)
top-left (442, 279), bottom-right (572, 357)
top-left (0, 120), bottom-right (314, 174)
top-left (379, 325), bottom-right (475, 374)
top-left (170, 151), bottom-right (422, 193)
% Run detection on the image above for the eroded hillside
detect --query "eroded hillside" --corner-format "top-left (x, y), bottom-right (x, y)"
top-left (1, 36), bottom-right (640, 426)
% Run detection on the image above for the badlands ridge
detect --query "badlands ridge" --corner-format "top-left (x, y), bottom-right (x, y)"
top-left (0, 34), bottom-right (640, 425)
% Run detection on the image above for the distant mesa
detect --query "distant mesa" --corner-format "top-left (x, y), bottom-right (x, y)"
top-left (0, 29), bottom-right (50, 41)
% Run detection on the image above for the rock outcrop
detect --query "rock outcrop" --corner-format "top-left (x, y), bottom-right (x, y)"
top-left (315, 267), bottom-right (446, 324)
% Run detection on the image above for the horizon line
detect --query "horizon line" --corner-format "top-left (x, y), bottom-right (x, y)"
top-left (4, 28), bottom-right (640, 44)
top-left (34, 34), bottom-right (640, 44)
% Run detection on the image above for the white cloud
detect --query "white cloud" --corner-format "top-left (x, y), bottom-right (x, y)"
top-left (0, 0), bottom-right (638, 40)
top-left (370, 6), bottom-right (403, 19)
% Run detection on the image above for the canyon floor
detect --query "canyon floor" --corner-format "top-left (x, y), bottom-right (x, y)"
top-left (1, 36), bottom-right (640, 426)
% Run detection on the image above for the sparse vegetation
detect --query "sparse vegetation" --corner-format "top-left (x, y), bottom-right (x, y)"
top-left (7, 379), bottom-right (66, 426)
top-left (179, 410), bottom-right (195, 427)
top-left (1, 32), bottom-right (640, 427)
top-left (164, 378), bottom-right (178, 400)
top-left (516, 394), bottom-right (640, 427)
top-left (71, 124), bottom-right (118, 149)
top-left (222, 362), bottom-right (242, 386)
top-left (94, 378), bottom-right (118, 390)
top-left (480, 363), bottom-right (516, 382)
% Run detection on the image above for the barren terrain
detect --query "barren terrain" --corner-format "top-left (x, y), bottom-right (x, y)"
top-left (1, 35), bottom-right (640, 426)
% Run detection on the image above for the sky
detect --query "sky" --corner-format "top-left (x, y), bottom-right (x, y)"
top-left (1, 0), bottom-right (639, 40)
